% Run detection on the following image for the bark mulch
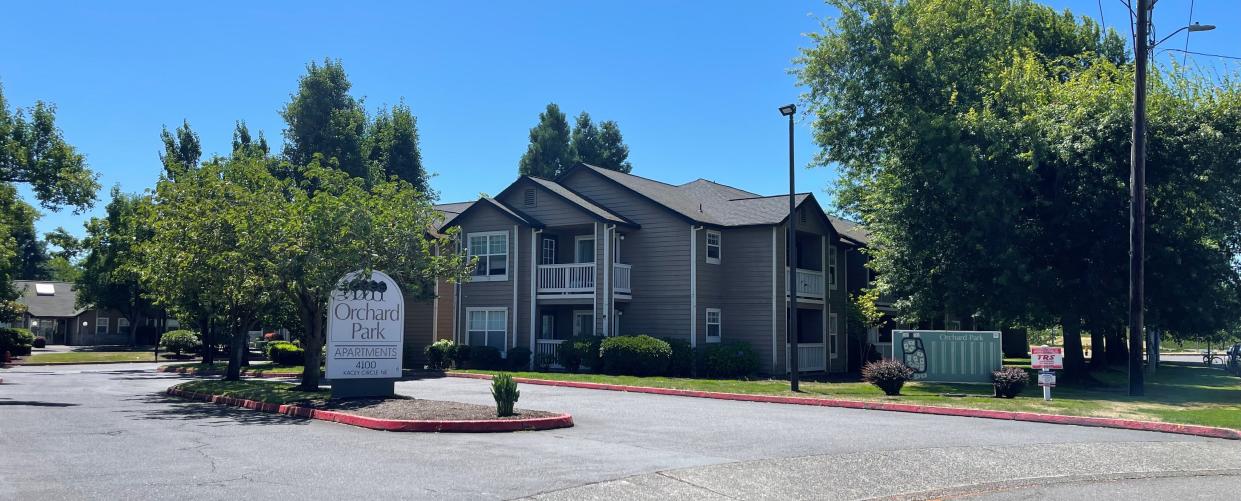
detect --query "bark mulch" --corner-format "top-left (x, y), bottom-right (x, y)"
top-left (306, 396), bottom-right (556, 421)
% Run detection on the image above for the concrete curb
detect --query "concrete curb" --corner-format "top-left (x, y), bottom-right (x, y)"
top-left (446, 372), bottom-right (1240, 440)
top-left (157, 365), bottom-right (302, 378)
top-left (165, 386), bottom-right (574, 432)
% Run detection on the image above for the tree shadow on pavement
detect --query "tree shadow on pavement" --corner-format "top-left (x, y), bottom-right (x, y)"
top-left (0, 398), bottom-right (79, 407)
top-left (120, 393), bottom-right (312, 427)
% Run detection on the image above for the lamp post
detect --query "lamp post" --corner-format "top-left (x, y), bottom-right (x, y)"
top-left (1128, 2), bottom-right (1214, 396)
top-left (779, 103), bottom-right (799, 392)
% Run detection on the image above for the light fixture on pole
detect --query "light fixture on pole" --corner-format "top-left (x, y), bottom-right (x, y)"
top-left (779, 103), bottom-right (799, 392)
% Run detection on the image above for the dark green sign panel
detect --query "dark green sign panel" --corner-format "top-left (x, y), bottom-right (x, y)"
top-left (892, 330), bottom-right (1003, 383)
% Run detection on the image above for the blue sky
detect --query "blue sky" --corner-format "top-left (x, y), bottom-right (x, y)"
top-left (2, 1), bottom-right (1237, 239)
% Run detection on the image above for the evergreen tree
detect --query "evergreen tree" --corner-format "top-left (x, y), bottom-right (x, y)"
top-left (596, 120), bottom-right (632, 173)
top-left (518, 103), bottom-right (574, 178)
top-left (280, 59), bottom-right (368, 179)
top-left (367, 101), bottom-right (427, 192)
top-left (569, 112), bottom-right (601, 167)
top-left (159, 119), bottom-right (201, 176)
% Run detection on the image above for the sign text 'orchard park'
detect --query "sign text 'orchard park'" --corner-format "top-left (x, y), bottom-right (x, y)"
top-left (325, 271), bottom-right (405, 380)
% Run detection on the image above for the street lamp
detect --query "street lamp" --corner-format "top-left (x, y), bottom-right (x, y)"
top-left (779, 103), bottom-right (799, 392)
top-left (1128, 4), bottom-right (1215, 396)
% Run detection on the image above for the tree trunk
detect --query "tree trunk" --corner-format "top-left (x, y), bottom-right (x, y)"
top-left (201, 315), bottom-right (215, 365)
top-left (1105, 324), bottom-right (1128, 365)
top-left (224, 326), bottom-right (244, 381)
top-left (297, 303), bottom-right (324, 391)
top-left (1061, 313), bottom-right (1086, 379)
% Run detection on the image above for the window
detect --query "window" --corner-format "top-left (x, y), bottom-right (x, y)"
top-left (541, 237), bottom-right (557, 265)
top-left (575, 235), bottom-right (595, 263)
top-left (118, 318), bottom-right (131, 335)
top-left (468, 231), bottom-right (508, 281)
top-left (829, 311), bottom-right (839, 358)
top-left (705, 230), bottom-right (721, 264)
top-left (96, 317), bottom-right (110, 335)
top-left (705, 308), bottom-right (722, 342)
top-left (573, 310), bottom-right (594, 337)
top-left (467, 308), bottom-right (507, 351)
top-left (828, 245), bottom-right (838, 290)
top-left (539, 314), bottom-right (555, 339)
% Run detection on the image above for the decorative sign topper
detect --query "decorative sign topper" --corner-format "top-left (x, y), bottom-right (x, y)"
top-left (326, 270), bottom-right (404, 380)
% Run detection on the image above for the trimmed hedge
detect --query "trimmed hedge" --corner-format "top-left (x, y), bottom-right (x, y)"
top-left (470, 346), bottom-right (503, 370)
top-left (662, 337), bottom-right (694, 377)
top-left (556, 336), bottom-right (603, 373)
top-left (600, 335), bottom-right (672, 376)
top-left (33, 336), bottom-right (46, 348)
top-left (701, 341), bottom-right (759, 378)
top-left (424, 339), bottom-right (454, 371)
top-left (507, 346), bottom-right (532, 370)
top-left (451, 344), bottom-right (472, 368)
top-left (159, 330), bottom-right (201, 355)
top-left (0, 327), bottom-right (34, 356)
top-left (266, 341), bottom-right (304, 366)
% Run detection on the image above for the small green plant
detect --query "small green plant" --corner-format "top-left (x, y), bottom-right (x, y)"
top-left (600, 335), bottom-right (672, 376)
top-left (451, 344), bottom-right (471, 368)
top-left (424, 339), bottom-right (454, 371)
top-left (992, 366), bottom-right (1030, 398)
top-left (32, 336), bottom-right (46, 349)
top-left (491, 373), bottom-right (520, 417)
top-left (159, 330), bottom-right (201, 356)
top-left (266, 341), bottom-right (304, 366)
top-left (862, 359), bottom-right (915, 396)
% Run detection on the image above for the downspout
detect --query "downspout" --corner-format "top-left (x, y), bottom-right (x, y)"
top-left (772, 226), bottom-right (778, 372)
top-left (843, 246), bottom-right (852, 369)
top-left (593, 222), bottom-right (599, 336)
top-left (602, 223), bottom-right (614, 337)
top-left (822, 234), bottom-right (829, 370)
top-left (530, 228), bottom-right (541, 369)
top-left (512, 224), bottom-right (519, 354)
top-left (455, 238), bottom-right (462, 344)
top-left (689, 225), bottom-right (703, 348)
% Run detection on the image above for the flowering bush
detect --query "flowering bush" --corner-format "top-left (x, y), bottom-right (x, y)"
top-left (862, 359), bottom-right (915, 396)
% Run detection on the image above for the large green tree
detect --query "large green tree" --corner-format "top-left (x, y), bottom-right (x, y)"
top-left (77, 188), bottom-right (156, 345)
top-left (518, 103), bottom-right (574, 178)
top-left (159, 120), bottom-right (202, 176)
top-left (0, 82), bottom-right (100, 213)
top-left (367, 101), bottom-right (427, 191)
top-left (281, 59), bottom-right (369, 180)
top-left (0, 184), bottom-right (48, 280)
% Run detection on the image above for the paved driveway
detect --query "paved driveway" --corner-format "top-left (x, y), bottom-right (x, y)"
top-left (1, 363), bottom-right (1238, 500)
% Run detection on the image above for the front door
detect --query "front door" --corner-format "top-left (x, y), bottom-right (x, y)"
top-left (540, 314), bottom-right (556, 339)
top-left (573, 310), bottom-right (594, 337)
top-left (575, 236), bottom-right (595, 263)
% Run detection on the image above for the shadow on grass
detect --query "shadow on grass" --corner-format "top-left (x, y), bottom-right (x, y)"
top-left (120, 392), bottom-right (313, 427)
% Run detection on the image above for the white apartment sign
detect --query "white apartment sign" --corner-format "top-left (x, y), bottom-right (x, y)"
top-left (326, 270), bottom-right (404, 381)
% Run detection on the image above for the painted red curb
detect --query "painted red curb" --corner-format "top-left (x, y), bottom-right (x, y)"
top-left (164, 386), bottom-right (573, 432)
top-left (447, 372), bottom-right (1240, 440)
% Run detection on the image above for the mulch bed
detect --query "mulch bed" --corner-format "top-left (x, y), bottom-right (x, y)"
top-left (308, 396), bottom-right (556, 421)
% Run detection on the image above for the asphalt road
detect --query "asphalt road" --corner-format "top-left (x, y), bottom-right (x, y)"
top-left (1, 363), bottom-right (1239, 500)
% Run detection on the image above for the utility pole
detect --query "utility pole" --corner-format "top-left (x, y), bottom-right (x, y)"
top-left (1128, 0), bottom-right (1150, 396)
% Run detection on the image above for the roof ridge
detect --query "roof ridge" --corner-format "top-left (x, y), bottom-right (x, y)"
top-left (583, 164), bottom-right (683, 189)
top-left (727, 193), bottom-right (813, 202)
top-left (680, 178), bottom-right (761, 196)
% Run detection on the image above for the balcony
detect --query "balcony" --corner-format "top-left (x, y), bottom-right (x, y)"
top-left (785, 267), bottom-right (825, 300)
top-left (536, 263), bottom-right (634, 297)
top-left (786, 343), bottom-right (827, 372)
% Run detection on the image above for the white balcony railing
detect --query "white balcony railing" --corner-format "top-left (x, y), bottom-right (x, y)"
top-left (614, 263), bottom-right (632, 294)
top-left (537, 263), bottom-right (595, 294)
top-left (785, 268), bottom-right (825, 299)
top-left (787, 343), bottom-right (826, 372)
top-left (535, 339), bottom-right (564, 367)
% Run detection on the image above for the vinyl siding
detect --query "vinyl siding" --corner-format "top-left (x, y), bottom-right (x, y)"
top-left (454, 203), bottom-right (524, 353)
top-left (717, 226), bottom-right (776, 369)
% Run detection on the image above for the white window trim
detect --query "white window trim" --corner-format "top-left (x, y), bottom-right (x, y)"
top-left (467, 231), bottom-right (509, 282)
top-left (705, 230), bottom-right (722, 265)
top-left (572, 309), bottom-right (594, 337)
top-left (828, 245), bottom-right (839, 290)
top-left (829, 311), bottom-right (839, 358)
top-left (97, 317), bottom-right (110, 335)
top-left (118, 318), bottom-right (131, 334)
top-left (705, 308), bottom-right (722, 343)
top-left (465, 307), bottom-right (509, 353)
top-left (541, 237), bottom-right (557, 265)
top-left (574, 235), bottom-right (595, 264)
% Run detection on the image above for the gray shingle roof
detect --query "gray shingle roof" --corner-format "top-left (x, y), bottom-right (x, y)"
top-left (13, 281), bottom-right (86, 318)
top-left (523, 177), bottom-right (635, 226)
top-left (827, 215), bottom-right (871, 245)
top-left (432, 201), bottom-right (474, 232)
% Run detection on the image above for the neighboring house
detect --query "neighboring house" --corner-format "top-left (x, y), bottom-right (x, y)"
top-left (439, 164), bottom-right (851, 374)
top-left (6, 280), bottom-right (178, 346)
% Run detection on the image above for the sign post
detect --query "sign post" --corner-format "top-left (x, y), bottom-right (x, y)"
top-left (326, 270), bottom-right (404, 399)
top-left (1030, 345), bottom-right (1063, 401)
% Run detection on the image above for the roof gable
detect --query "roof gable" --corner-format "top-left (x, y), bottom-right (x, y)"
top-left (440, 198), bottom-right (543, 230)
top-left (496, 176), bottom-right (638, 228)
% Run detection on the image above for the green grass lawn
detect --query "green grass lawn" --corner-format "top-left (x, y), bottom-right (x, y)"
top-left (173, 379), bottom-right (327, 405)
top-left (454, 361), bottom-right (1241, 430)
top-left (24, 351), bottom-right (191, 364)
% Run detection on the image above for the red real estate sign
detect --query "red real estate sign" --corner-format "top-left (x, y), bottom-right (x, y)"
top-left (1031, 346), bottom-right (1064, 370)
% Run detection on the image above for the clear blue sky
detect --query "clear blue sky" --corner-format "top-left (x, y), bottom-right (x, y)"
top-left (2, 1), bottom-right (1237, 239)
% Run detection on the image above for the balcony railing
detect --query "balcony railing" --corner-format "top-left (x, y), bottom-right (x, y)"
top-left (535, 339), bottom-right (564, 367)
top-left (787, 343), bottom-right (827, 372)
top-left (614, 263), bottom-right (632, 294)
top-left (537, 263), bottom-right (595, 294)
top-left (785, 267), bottom-right (825, 299)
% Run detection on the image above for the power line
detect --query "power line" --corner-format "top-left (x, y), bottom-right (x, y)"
top-left (1161, 48), bottom-right (1241, 62)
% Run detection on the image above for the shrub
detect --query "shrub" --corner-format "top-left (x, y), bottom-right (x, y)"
top-left (470, 346), bottom-right (503, 369)
top-left (992, 366), bottom-right (1030, 398)
top-left (159, 330), bottom-right (201, 356)
top-left (424, 340), bottom-right (454, 371)
top-left (507, 346), bottom-right (532, 370)
top-left (862, 359), bottom-right (915, 396)
top-left (555, 336), bottom-right (602, 373)
top-left (701, 341), bottom-right (759, 378)
top-left (662, 337), bottom-right (694, 376)
top-left (0, 327), bottom-right (34, 357)
top-left (600, 335), bottom-right (672, 376)
top-left (266, 341), bottom-right (304, 366)
top-left (451, 344), bottom-right (471, 368)
top-left (491, 373), bottom-right (520, 417)
top-left (33, 336), bottom-right (46, 348)
top-left (533, 352), bottom-right (555, 370)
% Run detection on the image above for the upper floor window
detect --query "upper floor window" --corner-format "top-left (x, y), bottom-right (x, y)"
top-left (468, 231), bottom-right (508, 281)
top-left (541, 237), bottom-right (557, 265)
top-left (828, 245), bottom-right (838, 290)
top-left (829, 311), bottom-right (839, 358)
top-left (705, 308), bottom-right (722, 342)
top-left (706, 230), bottom-right (721, 264)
